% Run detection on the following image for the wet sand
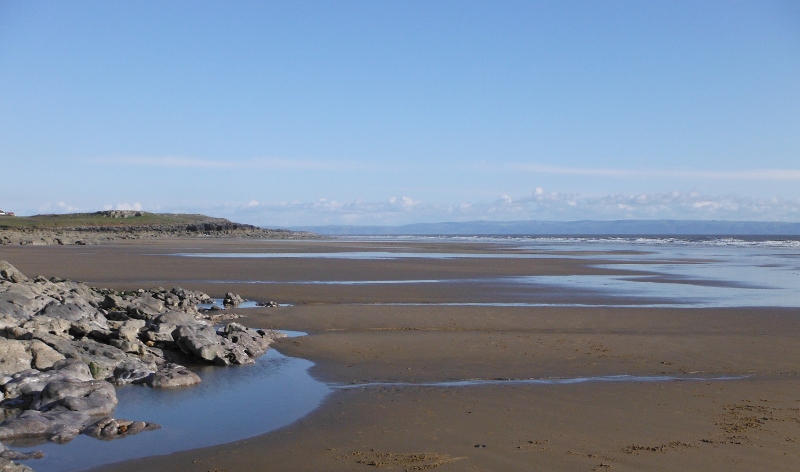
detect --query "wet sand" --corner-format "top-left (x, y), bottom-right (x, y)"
top-left (2, 239), bottom-right (800, 471)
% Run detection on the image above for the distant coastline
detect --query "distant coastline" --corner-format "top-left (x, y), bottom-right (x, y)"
top-left (0, 211), bottom-right (314, 245)
top-left (291, 219), bottom-right (800, 236)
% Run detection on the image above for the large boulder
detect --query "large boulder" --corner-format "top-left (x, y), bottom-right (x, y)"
top-left (126, 293), bottom-right (165, 319)
top-left (220, 323), bottom-right (281, 358)
top-left (2, 360), bottom-right (93, 400)
top-left (32, 379), bottom-right (117, 416)
top-left (174, 325), bottom-right (229, 365)
top-left (147, 363), bottom-right (201, 388)
top-left (112, 360), bottom-right (155, 386)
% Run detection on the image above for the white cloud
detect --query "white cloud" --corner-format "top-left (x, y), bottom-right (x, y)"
top-left (161, 189), bottom-right (800, 226)
top-left (38, 201), bottom-right (79, 214)
top-left (507, 164), bottom-right (800, 181)
top-left (105, 203), bottom-right (142, 211)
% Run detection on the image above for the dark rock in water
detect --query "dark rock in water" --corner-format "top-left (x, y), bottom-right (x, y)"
top-left (255, 300), bottom-right (279, 307)
top-left (82, 417), bottom-right (160, 440)
top-left (146, 363), bottom-right (201, 388)
top-left (0, 443), bottom-right (43, 461)
top-left (174, 325), bottom-right (229, 365)
top-left (0, 410), bottom-right (93, 443)
top-left (222, 292), bottom-right (244, 307)
top-left (220, 323), bottom-right (275, 358)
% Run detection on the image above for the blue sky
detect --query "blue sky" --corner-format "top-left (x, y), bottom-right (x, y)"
top-left (1, 1), bottom-right (799, 226)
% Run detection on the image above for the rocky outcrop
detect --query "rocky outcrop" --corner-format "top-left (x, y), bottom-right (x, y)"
top-left (0, 261), bottom-right (285, 469)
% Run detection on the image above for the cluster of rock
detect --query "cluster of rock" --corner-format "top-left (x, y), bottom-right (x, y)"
top-left (0, 213), bottom-right (314, 246)
top-left (0, 260), bottom-right (284, 470)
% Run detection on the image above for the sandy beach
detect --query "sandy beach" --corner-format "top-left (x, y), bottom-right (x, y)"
top-left (2, 238), bottom-right (799, 471)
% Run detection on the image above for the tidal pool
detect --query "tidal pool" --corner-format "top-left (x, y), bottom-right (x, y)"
top-left (15, 342), bottom-right (330, 472)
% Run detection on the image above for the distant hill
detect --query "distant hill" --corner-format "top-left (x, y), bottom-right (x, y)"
top-left (0, 211), bottom-right (312, 245)
top-left (0, 211), bottom-right (225, 229)
top-left (292, 219), bottom-right (800, 236)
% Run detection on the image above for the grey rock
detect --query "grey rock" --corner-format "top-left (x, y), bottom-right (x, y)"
top-left (19, 316), bottom-right (71, 339)
top-left (142, 323), bottom-right (177, 343)
top-left (32, 379), bottom-right (117, 416)
top-left (117, 319), bottom-right (146, 342)
top-left (174, 325), bottom-right (229, 365)
top-left (147, 363), bottom-right (201, 388)
top-left (28, 340), bottom-right (65, 370)
top-left (126, 293), bottom-right (165, 319)
top-left (82, 416), bottom-right (160, 440)
top-left (40, 303), bottom-right (91, 322)
top-left (0, 262), bottom-right (28, 284)
top-left (33, 334), bottom-right (130, 380)
top-left (108, 338), bottom-right (147, 355)
top-left (0, 448), bottom-right (43, 461)
top-left (100, 294), bottom-right (127, 311)
top-left (2, 360), bottom-right (93, 400)
top-left (222, 292), bottom-right (243, 307)
top-left (0, 287), bottom-right (51, 320)
top-left (155, 311), bottom-right (204, 327)
top-left (0, 410), bottom-right (93, 443)
top-left (112, 361), bottom-right (155, 386)
top-left (0, 457), bottom-right (36, 471)
top-left (0, 339), bottom-right (32, 376)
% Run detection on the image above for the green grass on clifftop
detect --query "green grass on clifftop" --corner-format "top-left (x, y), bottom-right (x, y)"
top-left (0, 212), bottom-right (229, 229)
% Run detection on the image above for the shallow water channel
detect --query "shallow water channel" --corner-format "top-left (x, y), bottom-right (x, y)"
top-left (14, 333), bottom-right (330, 472)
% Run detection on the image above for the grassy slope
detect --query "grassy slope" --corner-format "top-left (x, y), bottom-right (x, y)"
top-left (0, 212), bottom-right (226, 229)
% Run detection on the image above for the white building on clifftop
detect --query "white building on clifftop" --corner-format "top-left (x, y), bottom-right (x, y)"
top-left (0, 209), bottom-right (15, 216)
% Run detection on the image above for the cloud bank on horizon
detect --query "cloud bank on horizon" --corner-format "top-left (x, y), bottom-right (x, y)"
top-left (32, 189), bottom-right (800, 227)
top-left (2, 1), bottom-right (799, 226)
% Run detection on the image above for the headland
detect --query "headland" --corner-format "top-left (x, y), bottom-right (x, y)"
top-left (0, 211), bottom-right (313, 246)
